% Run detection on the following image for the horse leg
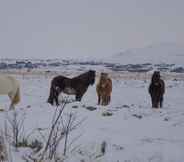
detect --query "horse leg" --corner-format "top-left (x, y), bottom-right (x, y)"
top-left (107, 95), bottom-right (111, 105)
top-left (109, 95), bottom-right (111, 104)
top-left (102, 95), bottom-right (106, 106)
top-left (151, 96), bottom-right (158, 108)
top-left (153, 101), bottom-right (159, 108)
top-left (154, 98), bottom-right (159, 108)
top-left (76, 88), bottom-right (87, 102)
top-left (155, 103), bottom-right (159, 108)
top-left (156, 95), bottom-right (161, 108)
top-left (48, 98), bottom-right (54, 105)
top-left (104, 95), bottom-right (108, 106)
top-left (48, 85), bottom-right (56, 105)
top-left (160, 96), bottom-right (163, 108)
top-left (54, 95), bottom-right (59, 106)
top-left (47, 92), bottom-right (54, 105)
top-left (98, 95), bottom-right (100, 105)
top-left (54, 88), bottom-right (62, 106)
top-left (76, 92), bottom-right (85, 101)
top-left (8, 94), bottom-right (15, 110)
top-left (151, 96), bottom-right (154, 108)
top-left (97, 93), bottom-right (101, 105)
top-left (9, 103), bottom-right (15, 110)
top-left (76, 93), bottom-right (82, 101)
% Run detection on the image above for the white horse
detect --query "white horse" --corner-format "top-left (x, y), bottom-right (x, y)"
top-left (0, 75), bottom-right (20, 110)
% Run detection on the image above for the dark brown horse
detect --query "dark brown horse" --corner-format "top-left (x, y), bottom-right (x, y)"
top-left (47, 70), bottom-right (96, 106)
top-left (149, 71), bottom-right (165, 108)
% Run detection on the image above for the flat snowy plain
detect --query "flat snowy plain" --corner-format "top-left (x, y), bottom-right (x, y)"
top-left (0, 70), bottom-right (184, 162)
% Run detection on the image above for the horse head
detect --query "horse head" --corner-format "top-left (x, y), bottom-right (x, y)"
top-left (151, 71), bottom-right (161, 84)
top-left (99, 72), bottom-right (108, 86)
top-left (88, 70), bottom-right (96, 85)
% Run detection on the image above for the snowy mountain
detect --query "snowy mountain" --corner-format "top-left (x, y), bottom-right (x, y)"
top-left (107, 43), bottom-right (184, 65)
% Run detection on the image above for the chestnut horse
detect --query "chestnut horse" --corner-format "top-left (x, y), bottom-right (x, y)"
top-left (47, 70), bottom-right (96, 106)
top-left (149, 71), bottom-right (165, 108)
top-left (0, 75), bottom-right (21, 110)
top-left (96, 73), bottom-right (112, 106)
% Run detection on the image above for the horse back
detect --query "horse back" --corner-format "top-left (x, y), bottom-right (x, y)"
top-left (52, 75), bottom-right (70, 87)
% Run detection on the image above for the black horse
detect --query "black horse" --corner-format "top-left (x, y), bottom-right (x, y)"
top-left (47, 70), bottom-right (96, 106)
top-left (149, 71), bottom-right (165, 108)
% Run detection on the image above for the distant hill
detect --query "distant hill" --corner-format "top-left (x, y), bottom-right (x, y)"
top-left (106, 43), bottom-right (184, 65)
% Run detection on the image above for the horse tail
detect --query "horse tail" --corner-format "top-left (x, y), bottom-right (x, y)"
top-left (12, 87), bottom-right (21, 105)
top-left (107, 78), bottom-right (112, 92)
top-left (47, 83), bottom-right (54, 104)
top-left (47, 80), bottom-right (58, 105)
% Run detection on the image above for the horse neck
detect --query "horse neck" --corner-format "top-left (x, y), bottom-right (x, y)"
top-left (151, 79), bottom-right (161, 86)
top-left (76, 71), bottom-right (89, 78)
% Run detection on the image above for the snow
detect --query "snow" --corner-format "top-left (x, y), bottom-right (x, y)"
top-left (0, 71), bottom-right (184, 162)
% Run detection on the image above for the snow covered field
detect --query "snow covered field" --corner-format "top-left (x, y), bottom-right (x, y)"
top-left (0, 71), bottom-right (184, 162)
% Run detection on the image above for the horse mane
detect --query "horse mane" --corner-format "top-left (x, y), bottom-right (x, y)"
top-left (72, 70), bottom-right (95, 85)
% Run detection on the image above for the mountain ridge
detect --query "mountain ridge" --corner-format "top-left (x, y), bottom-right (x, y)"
top-left (107, 42), bottom-right (184, 65)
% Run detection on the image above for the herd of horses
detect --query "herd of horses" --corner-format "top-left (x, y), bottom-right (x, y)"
top-left (0, 70), bottom-right (165, 110)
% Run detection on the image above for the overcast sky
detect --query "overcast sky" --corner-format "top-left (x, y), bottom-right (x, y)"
top-left (0, 0), bottom-right (183, 59)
